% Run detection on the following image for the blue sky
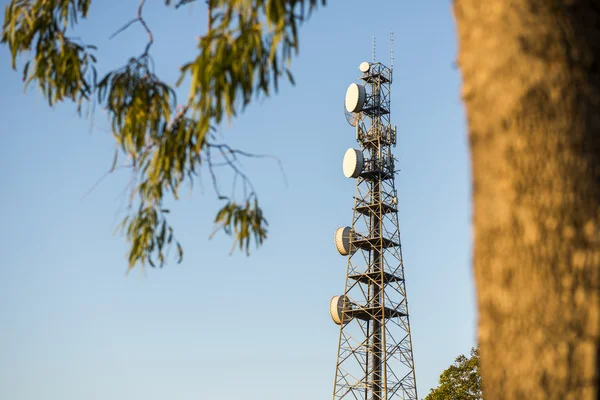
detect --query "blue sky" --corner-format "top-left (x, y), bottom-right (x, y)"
top-left (0, 1), bottom-right (475, 398)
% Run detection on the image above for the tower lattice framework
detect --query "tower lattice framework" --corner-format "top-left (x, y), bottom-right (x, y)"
top-left (331, 61), bottom-right (418, 400)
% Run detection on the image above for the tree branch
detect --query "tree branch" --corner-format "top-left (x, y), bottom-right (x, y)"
top-left (137, 0), bottom-right (153, 57)
top-left (205, 145), bottom-right (224, 199)
top-left (109, 18), bottom-right (138, 40)
top-left (109, 0), bottom-right (153, 58)
top-left (206, 142), bottom-right (288, 187)
top-left (176, 0), bottom-right (199, 9)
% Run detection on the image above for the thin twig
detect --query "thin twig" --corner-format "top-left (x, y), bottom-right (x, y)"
top-left (80, 164), bottom-right (134, 202)
top-left (230, 172), bottom-right (238, 199)
top-left (207, 142), bottom-right (289, 187)
top-left (167, 104), bottom-right (190, 131)
top-left (175, 0), bottom-right (198, 9)
top-left (109, 0), bottom-right (153, 57)
top-left (206, 146), bottom-right (225, 199)
top-left (137, 0), bottom-right (153, 57)
top-left (109, 18), bottom-right (138, 40)
top-left (215, 146), bottom-right (255, 199)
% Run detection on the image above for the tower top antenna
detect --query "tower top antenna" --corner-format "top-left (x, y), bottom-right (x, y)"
top-left (372, 36), bottom-right (376, 63)
top-left (390, 32), bottom-right (394, 71)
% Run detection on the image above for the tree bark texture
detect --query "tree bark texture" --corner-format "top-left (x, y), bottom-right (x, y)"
top-left (453, 1), bottom-right (600, 399)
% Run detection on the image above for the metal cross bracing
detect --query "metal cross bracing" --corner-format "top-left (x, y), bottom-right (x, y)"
top-left (332, 62), bottom-right (418, 400)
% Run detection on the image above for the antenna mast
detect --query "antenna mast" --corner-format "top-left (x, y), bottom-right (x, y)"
top-left (390, 32), bottom-right (394, 72)
top-left (372, 36), bottom-right (376, 63)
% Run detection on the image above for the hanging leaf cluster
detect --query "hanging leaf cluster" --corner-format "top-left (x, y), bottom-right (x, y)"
top-left (1, 0), bottom-right (325, 269)
top-left (2, 0), bottom-right (95, 111)
top-left (181, 0), bottom-right (324, 127)
top-left (212, 198), bottom-right (268, 254)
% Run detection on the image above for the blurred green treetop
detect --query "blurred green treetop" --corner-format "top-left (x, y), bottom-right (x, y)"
top-left (425, 346), bottom-right (482, 400)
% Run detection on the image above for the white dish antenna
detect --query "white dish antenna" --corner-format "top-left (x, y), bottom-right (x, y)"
top-left (334, 226), bottom-right (353, 256)
top-left (344, 105), bottom-right (361, 127)
top-left (330, 295), bottom-right (350, 325)
top-left (343, 148), bottom-right (364, 178)
top-left (345, 83), bottom-right (366, 113)
top-left (359, 61), bottom-right (370, 73)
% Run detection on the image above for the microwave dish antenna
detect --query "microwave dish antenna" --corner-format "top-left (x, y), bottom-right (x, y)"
top-left (344, 83), bottom-right (366, 113)
top-left (344, 105), bottom-right (362, 127)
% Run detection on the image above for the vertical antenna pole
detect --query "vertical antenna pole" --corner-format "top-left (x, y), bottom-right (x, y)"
top-left (372, 36), bottom-right (376, 63)
top-left (390, 32), bottom-right (394, 71)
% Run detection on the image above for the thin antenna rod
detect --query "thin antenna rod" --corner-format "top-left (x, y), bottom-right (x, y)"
top-left (372, 36), bottom-right (376, 63)
top-left (390, 32), bottom-right (394, 71)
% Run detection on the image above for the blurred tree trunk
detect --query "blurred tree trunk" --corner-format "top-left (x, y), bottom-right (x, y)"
top-left (453, 1), bottom-right (600, 399)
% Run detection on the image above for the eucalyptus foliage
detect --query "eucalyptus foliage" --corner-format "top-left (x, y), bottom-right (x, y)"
top-left (2, 0), bottom-right (325, 269)
top-left (425, 346), bottom-right (483, 400)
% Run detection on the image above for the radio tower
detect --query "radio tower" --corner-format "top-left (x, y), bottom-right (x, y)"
top-left (330, 59), bottom-right (418, 399)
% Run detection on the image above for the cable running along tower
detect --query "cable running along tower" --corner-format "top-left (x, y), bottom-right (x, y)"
top-left (330, 59), bottom-right (418, 399)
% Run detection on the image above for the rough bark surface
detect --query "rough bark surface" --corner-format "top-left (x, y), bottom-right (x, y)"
top-left (453, 1), bottom-right (600, 399)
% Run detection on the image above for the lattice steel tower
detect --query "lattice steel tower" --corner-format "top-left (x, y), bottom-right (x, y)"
top-left (329, 60), bottom-right (418, 400)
